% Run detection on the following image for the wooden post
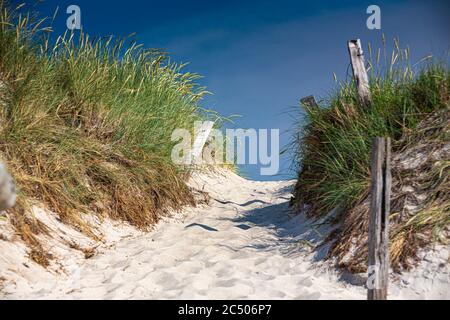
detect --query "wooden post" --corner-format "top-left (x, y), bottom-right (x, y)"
top-left (189, 121), bottom-right (214, 164)
top-left (368, 137), bottom-right (391, 300)
top-left (300, 95), bottom-right (319, 109)
top-left (347, 39), bottom-right (372, 106)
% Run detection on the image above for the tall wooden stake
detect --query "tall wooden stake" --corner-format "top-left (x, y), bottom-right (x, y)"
top-left (348, 39), bottom-right (372, 106)
top-left (368, 137), bottom-right (391, 300)
top-left (189, 121), bottom-right (214, 164)
top-left (300, 95), bottom-right (319, 109)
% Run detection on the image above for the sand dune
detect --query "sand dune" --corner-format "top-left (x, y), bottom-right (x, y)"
top-left (0, 170), bottom-right (448, 299)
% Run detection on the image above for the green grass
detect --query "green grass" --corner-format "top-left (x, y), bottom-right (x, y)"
top-left (292, 39), bottom-right (449, 270)
top-left (0, 1), bottom-right (218, 263)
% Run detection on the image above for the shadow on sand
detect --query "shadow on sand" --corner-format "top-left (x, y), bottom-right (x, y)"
top-left (217, 200), bottom-right (335, 262)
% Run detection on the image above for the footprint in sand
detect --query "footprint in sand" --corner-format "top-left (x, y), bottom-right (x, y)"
top-left (297, 291), bottom-right (322, 300)
top-left (297, 277), bottom-right (314, 287)
top-left (215, 279), bottom-right (238, 288)
top-left (154, 272), bottom-right (180, 288)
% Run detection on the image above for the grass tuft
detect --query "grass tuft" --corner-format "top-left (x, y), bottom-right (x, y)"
top-left (292, 39), bottom-right (449, 271)
top-left (0, 1), bottom-right (216, 265)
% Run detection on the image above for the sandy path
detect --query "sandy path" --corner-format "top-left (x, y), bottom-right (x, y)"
top-left (2, 171), bottom-right (448, 299)
top-left (4, 172), bottom-right (365, 299)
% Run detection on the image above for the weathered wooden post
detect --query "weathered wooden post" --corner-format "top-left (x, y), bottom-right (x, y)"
top-left (368, 137), bottom-right (391, 300)
top-left (300, 95), bottom-right (319, 109)
top-left (188, 121), bottom-right (214, 164)
top-left (347, 39), bottom-right (372, 106)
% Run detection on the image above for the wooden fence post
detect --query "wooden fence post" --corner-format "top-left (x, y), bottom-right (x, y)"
top-left (300, 95), bottom-right (319, 109)
top-left (347, 39), bottom-right (372, 106)
top-left (188, 121), bottom-right (214, 164)
top-left (368, 137), bottom-right (391, 300)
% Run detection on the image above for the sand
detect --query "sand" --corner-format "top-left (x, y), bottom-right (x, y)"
top-left (0, 170), bottom-right (449, 299)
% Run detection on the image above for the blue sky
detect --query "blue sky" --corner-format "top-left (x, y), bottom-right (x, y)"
top-left (21, 0), bottom-right (450, 180)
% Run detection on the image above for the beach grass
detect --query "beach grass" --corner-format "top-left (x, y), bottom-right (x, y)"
top-left (0, 1), bottom-right (217, 264)
top-left (291, 38), bottom-right (449, 271)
